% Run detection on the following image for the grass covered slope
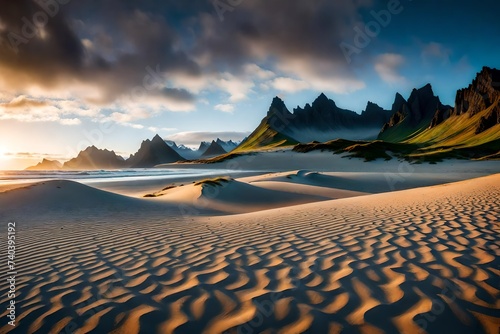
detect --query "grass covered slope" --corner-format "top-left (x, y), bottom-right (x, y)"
top-left (378, 118), bottom-right (432, 143)
top-left (293, 139), bottom-right (420, 161)
top-left (233, 118), bottom-right (298, 153)
top-left (408, 99), bottom-right (500, 148)
top-left (294, 130), bottom-right (500, 162)
top-left (406, 98), bottom-right (500, 160)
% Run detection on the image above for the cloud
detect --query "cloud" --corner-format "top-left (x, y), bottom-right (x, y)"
top-left (4, 151), bottom-right (66, 160)
top-left (0, 2), bottom-right (201, 121)
top-left (214, 72), bottom-right (255, 102)
top-left (0, 96), bottom-right (48, 109)
top-left (165, 131), bottom-right (249, 146)
top-left (0, 96), bottom-right (92, 125)
top-left (214, 104), bottom-right (235, 113)
top-left (374, 53), bottom-right (407, 84)
top-left (0, 0), bottom-right (378, 129)
top-left (243, 64), bottom-right (275, 80)
top-left (147, 126), bottom-right (178, 133)
top-left (272, 77), bottom-right (310, 93)
top-left (196, 0), bottom-right (369, 94)
top-left (59, 118), bottom-right (82, 125)
top-left (421, 42), bottom-right (451, 64)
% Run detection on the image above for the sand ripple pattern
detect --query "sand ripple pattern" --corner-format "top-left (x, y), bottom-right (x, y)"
top-left (1, 175), bottom-right (499, 333)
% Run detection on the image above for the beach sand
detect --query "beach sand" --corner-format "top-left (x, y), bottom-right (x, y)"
top-left (0, 162), bottom-right (499, 333)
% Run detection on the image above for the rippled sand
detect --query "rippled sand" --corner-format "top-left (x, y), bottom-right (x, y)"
top-left (0, 174), bottom-right (499, 333)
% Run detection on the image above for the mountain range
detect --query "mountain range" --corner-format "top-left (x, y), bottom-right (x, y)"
top-left (127, 135), bottom-right (184, 168)
top-left (201, 140), bottom-right (228, 158)
top-left (166, 138), bottom-right (238, 159)
top-left (26, 136), bottom-right (239, 170)
top-left (63, 146), bottom-right (127, 170)
top-left (26, 159), bottom-right (63, 171)
top-left (26, 66), bottom-right (500, 169)
top-left (235, 66), bottom-right (500, 159)
top-left (235, 94), bottom-right (395, 152)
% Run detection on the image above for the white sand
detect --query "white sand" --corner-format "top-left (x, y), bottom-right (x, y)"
top-left (161, 149), bottom-right (500, 174)
top-left (0, 170), bottom-right (499, 333)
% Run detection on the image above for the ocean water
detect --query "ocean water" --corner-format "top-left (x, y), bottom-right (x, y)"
top-left (0, 169), bottom-right (241, 185)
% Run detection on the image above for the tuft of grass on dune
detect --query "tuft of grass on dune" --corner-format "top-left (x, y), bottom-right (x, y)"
top-left (194, 177), bottom-right (233, 187)
top-left (293, 139), bottom-right (422, 162)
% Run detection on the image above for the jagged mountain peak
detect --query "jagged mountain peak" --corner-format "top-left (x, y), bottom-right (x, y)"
top-left (198, 141), bottom-right (210, 151)
top-left (84, 145), bottom-right (98, 151)
top-left (409, 83), bottom-right (436, 102)
top-left (267, 96), bottom-right (290, 117)
top-left (312, 92), bottom-right (335, 107)
top-left (391, 93), bottom-right (407, 112)
top-left (63, 145), bottom-right (125, 170)
top-left (419, 83), bottom-right (433, 92)
top-left (431, 66), bottom-right (500, 133)
top-left (201, 140), bottom-right (227, 158)
top-left (26, 159), bottom-right (63, 171)
top-left (165, 140), bottom-right (178, 149)
top-left (127, 135), bottom-right (184, 168)
top-left (316, 92), bottom-right (329, 101)
top-left (379, 83), bottom-right (447, 141)
top-left (454, 67), bottom-right (500, 116)
top-left (364, 101), bottom-right (383, 113)
top-left (152, 134), bottom-right (163, 141)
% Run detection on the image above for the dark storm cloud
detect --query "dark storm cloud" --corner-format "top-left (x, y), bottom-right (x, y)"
top-left (0, 0), bottom-right (84, 85)
top-left (197, 0), bottom-right (371, 66)
top-left (0, 0), bottom-right (202, 105)
top-left (0, 0), bottom-right (375, 105)
top-left (160, 88), bottom-right (195, 103)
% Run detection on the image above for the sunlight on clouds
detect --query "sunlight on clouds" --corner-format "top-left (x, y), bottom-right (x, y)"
top-left (272, 77), bottom-right (309, 93)
top-left (214, 104), bottom-right (235, 113)
top-left (148, 127), bottom-right (177, 133)
top-left (375, 53), bottom-right (407, 85)
top-left (243, 64), bottom-right (275, 80)
top-left (277, 58), bottom-right (366, 94)
top-left (0, 96), bottom-right (93, 125)
top-left (215, 73), bottom-right (255, 102)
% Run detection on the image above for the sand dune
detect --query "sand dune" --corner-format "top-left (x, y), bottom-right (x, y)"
top-left (246, 169), bottom-right (497, 194)
top-left (148, 176), bottom-right (365, 214)
top-left (0, 180), bottom-right (177, 222)
top-left (0, 174), bottom-right (498, 333)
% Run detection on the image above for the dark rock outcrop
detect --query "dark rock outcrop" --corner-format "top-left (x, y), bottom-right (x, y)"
top-left (268, 94), bottom-right (392, 141)
top-left (64, 147), bottom-right (126, 170)
top-left (215, 138), bottom-right (238, 152)
top-left (127, 134), bottom-right (184, 168)
top-left (379, 84), bottom-right (451, 140)
top-left (454, 67), bottom-right (500, 117)
top-left (26, 159), bottom-right (62, 170)
top-left (198, 141), bottom-right (210, 153)
top-left (476, 102), bottom-right (500, 134)
top-left (428, 67), bottom-right (500, 131)
top-left (200, 140), bottom-right (227, 158)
